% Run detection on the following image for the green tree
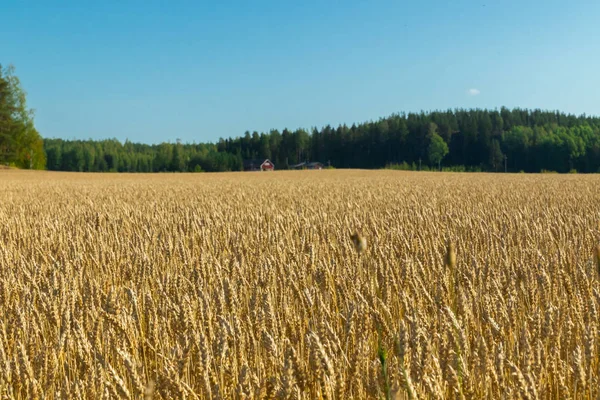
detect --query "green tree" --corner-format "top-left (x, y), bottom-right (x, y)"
top-left (83, 144), bottom-right (96, 171)
top-left (0, 65), bottom-right (45, 168)
top-left (258, 133), bottom-right (271, 160)
top-left (489, 139), bottom-right (504, 171)
top-left (154, 143), bottom-right (172, 172)
top-left (45, 143), bottom-right (62, 170)
top-left (428, 133), bottom-right (449, 170)
top-left (170, 141), bottom-right (185, 171)
top-left (0, 69), bottom-right (20, 165)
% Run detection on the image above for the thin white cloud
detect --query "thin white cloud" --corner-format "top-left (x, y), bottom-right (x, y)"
top-left (468, 88), bottom-right (481, 96)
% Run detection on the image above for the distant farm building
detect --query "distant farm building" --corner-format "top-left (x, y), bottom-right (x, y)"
top-left (243, 159), bottom-right (275, 171)
top-left (291, 161), bottom-right (324, 170)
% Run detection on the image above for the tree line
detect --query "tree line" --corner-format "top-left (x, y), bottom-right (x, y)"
top-left (44, 138), bottom-right (241, 173)
top-left (0, 65), bottom-right (45, 169)
top-left (44, 108), bottom-right (600, 173)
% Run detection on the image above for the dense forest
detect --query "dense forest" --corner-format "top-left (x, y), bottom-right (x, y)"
top-left (0, 65), bottom-right (45, 169)
top-left (45, 108), bottom-right (600, 173)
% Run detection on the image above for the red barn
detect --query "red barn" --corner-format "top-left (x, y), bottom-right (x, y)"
top-left (260, 159), bottom-right (274, 171)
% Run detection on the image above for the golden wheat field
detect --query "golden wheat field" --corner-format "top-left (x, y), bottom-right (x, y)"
top-left (1, 169), bottom-right (600, 399)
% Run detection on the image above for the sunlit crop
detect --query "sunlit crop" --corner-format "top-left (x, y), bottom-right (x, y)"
top-left (1, 169), bottom-right (599, 399)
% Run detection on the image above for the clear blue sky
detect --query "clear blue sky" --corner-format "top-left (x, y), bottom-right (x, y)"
top-left (3, 0), bottom-right (599, 144)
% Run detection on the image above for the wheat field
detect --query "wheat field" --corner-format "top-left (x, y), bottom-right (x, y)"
top-left (1, 169), bottom-right (600, 399)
